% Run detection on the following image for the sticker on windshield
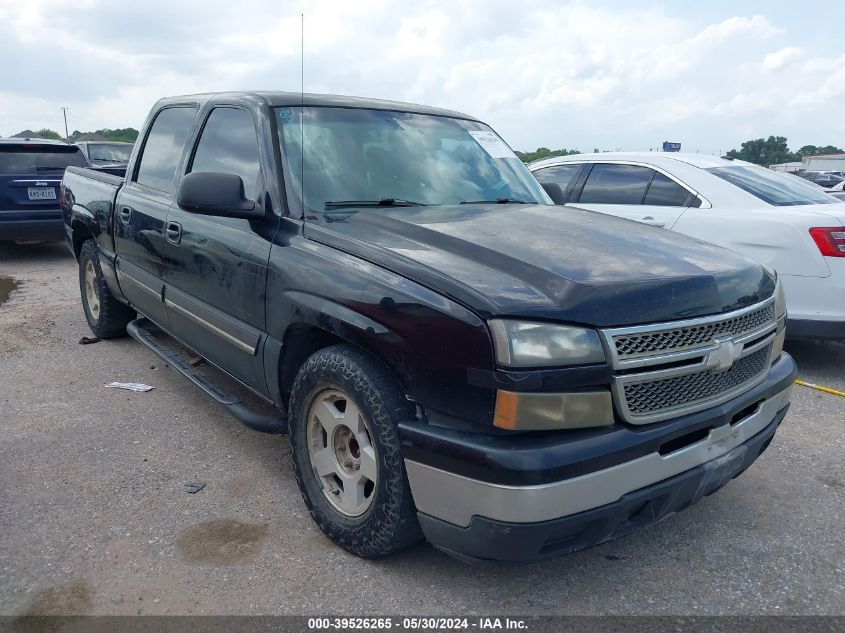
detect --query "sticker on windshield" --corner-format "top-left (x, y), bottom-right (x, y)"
top-left (468, 131), bottom-right (516, 159)
top-left (279, 109), bottom-right (295, 124)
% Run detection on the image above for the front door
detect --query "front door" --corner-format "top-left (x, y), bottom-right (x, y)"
top-left (163, 106), bottom-right (277, 393)
top-left (114, 105), bottom-right (197, 325)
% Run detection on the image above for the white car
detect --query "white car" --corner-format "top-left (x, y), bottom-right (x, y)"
top-left (529, 152), bottom-right (845, 339)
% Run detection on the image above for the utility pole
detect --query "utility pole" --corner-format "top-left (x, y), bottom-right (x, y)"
top-left (60, 107), bottom-right (69, 139)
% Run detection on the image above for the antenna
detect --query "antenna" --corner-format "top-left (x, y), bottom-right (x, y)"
top-left (60, 106), bottom-right (69, 139)
top-left (300, 12), bottom-right (305, 219)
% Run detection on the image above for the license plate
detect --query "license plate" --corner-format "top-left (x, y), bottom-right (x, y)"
top-left (28, 187), bottom-right (56, 200)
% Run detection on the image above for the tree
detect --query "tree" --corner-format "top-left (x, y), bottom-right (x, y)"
top-left (68, 128), bottom-right (140, 143)
top-left (515, 147), bottom-right (580, 163)
top-left (11, 128), bottom-right (62, 140)
top-left (797, 144), bottom-right (844, 156)
top-left (35, 128), bottom-right (62, 140)
top-left (12, 126), bottom-right (140, 143)
top-left (725, 136), bottom-right (800, 166)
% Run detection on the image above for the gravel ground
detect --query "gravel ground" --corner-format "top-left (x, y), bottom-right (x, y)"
top-left (0, 242), bottom-right (843, 617)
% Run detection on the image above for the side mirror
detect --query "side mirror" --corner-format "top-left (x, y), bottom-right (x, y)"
top-left (540, 181), bottom-right (566, 205)
top-left (176, 171), bottom-right (264, 219)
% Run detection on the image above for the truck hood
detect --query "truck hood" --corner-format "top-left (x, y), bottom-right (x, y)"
top-left (304, 204), bottom-right (775, 327)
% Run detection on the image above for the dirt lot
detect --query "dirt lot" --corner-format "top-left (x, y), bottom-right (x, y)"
top-left (1, 242), bottom-right (843, 616)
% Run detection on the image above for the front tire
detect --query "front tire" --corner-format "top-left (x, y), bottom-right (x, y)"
top-left (78, 240), bottom-right (134, 338)
top-left (288, 344), bottom-right (423, 557)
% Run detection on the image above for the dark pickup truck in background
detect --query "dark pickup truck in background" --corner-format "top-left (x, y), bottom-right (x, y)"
top-left (61, 91), bottom-right (796, 562)
top-left (75, 141), bottom-right (133, 177)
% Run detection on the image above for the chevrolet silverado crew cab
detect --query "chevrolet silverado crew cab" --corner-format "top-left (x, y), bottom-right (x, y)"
top-left (61, 92), bottom-right (796, 562)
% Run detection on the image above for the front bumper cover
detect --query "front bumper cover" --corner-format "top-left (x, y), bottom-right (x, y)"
top-left (401, 353), bottom-right (796, 562)
top-left (417, 405), bottom-right (787, 562)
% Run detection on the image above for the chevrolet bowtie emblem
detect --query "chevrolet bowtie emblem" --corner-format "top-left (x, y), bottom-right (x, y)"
top-left (705, 336), bottom-right (743, 372)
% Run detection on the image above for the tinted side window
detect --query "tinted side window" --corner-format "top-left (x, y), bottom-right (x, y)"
top-left (644, 172), bottom-right (693, 206)
top-left (190, 108), bottom-right (261, 199)
top-left (579, 164), bottom-right (653, 204)
top-left (135, 107), bottom-right (197, 194)
top-left (533, 164), bottom-right (582, 192)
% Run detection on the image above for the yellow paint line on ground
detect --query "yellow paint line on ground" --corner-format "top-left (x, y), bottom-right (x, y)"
top-left (795, 379), bottom-right (845, 398)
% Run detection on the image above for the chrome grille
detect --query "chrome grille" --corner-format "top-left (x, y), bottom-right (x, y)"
top-left (612, 303), bottom-right (775, 360)
top-left (601, 297), bottom-right (779, 424)
top-left (623, 344), bottom-right (772, 419)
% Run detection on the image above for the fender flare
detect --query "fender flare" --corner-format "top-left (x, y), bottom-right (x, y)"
top-left (69, 204), bottom-right (100, 259)
top-left (264, 291), bottom-right (404, 405)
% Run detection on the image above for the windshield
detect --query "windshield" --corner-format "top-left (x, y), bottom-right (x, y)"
top-left (87, 143), bottom-right (132, 163)
top-left (0, 145), bottom-right (87, 174)
top-left (275, 107), bottom-right (550, 213)
top-left (707, 165), bottom-right (838, 206)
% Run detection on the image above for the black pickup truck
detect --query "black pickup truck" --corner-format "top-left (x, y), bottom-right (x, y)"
top-left (61, 92), bottom-right (796, 562)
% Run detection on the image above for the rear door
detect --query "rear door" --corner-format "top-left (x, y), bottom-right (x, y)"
top-left (113, 105), bottom-right (197, 325)
top-left (0, 143), bottom-right (87, 233)
top-left (163, 105), bottom-right (276, 391)
top-left (571, 163), bottom-right (694, 228)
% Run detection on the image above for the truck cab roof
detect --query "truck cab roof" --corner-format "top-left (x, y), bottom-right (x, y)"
top-left (153, 91), bottom-right (480, 122)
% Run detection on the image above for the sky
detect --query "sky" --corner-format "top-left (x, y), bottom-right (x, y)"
top-left (1, 0), bottom-right (843, 154)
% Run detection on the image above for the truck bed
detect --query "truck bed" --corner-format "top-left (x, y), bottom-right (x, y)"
top-left (61, 166), bottom-right (125, 255)
top-left (64, 166), bottom-right (125, 187)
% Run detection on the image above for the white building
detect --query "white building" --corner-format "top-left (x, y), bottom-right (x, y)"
top-left (802, 154), bottom-right (845, 173)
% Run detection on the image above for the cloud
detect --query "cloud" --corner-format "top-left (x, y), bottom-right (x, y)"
top-left (0, 1), bottom-right (842, 153)
top-left (762, 46), bottom-right (804, 71)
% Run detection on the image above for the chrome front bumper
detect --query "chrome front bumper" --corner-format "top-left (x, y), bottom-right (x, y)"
top-left (405, 382), bottom-right (792, 528)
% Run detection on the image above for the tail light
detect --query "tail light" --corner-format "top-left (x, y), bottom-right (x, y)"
top-left (809, 227), bottom-right (845, 257)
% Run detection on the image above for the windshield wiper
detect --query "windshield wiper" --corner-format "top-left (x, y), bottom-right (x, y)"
top-left (34, 166), bottom-right (65, 171)
top-left (460, 197), bottom-right (530, 204)
top-left (324, 198), bottom-right (427, 208)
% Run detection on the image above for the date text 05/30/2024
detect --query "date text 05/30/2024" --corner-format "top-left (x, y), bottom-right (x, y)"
top-left (307, 618), bottom-right (528, 630)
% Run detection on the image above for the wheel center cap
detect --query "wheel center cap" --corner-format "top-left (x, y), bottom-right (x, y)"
top-left (333, 426), bottom-right (360, 475)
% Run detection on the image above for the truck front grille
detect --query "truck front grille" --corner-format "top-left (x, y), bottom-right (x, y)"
top-left (612, 303), bottom-right (775, 360)
top-left (600, 298), bottom-right (779, 424)
top-left (622, 344), bottom-right (772, 419)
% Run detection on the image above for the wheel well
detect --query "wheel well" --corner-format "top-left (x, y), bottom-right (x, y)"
top-left (71, 221), bottom-right (93, 260)
top-left (278, 325), bottom-right (344, 402)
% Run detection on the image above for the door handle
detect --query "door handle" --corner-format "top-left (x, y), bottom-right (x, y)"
top-left (118, 206), bottom-right (132, 225)
top-left (641, 216), bottom-right (665, 228)
top-left (165, 221), bottom-right (183, 245)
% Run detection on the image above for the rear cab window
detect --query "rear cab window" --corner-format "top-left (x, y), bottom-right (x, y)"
top-left (134, 106), bottom-right (198, 195)
top-left (87, 143), bottom-right (133, 163)
top-left (708, 165), bottom-right (838, 206)
top-left (0, 144), bottom-right (87, 175)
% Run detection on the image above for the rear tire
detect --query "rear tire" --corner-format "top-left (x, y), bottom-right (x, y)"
top-left (288, 344), bottom-right (423, 557)
top-left (78, 240), bottom-right (134, 338)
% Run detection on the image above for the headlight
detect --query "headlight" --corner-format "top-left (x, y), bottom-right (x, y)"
top-left (774, 278), bottom-right (786, 319)
top-left (488, 320), bottom-right (606, 367)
